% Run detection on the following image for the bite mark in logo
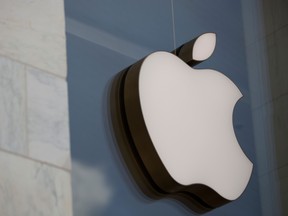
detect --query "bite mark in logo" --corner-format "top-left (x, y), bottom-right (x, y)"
top-left (110, 33), bottom-right (253, 213)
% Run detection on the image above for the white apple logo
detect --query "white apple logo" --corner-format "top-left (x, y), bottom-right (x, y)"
top-left (113, 33), bottom-right (253, 213)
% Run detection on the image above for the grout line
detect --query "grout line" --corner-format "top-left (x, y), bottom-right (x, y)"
top-left (0, 54), bottom-right (71, 168)
top-left (270, 23), bottom-right (288, 36)
top-left (0, 53), bottom-right (67, 81)
top-left (0, 54), bottom-right (72, 173)
top-left (0, 147), bottom-right (71, 173)
top-left (244, 23), bottom-right (288, 48)
top-left (24, 64), bottom-right (29, 157)
top-left (277, 163), bottom-right (288, 171)
top-left (171, 0), bottom-right (177, 53)
top-left (258, 162), bottom-right (288, 179)
top-left (252, 92), bottom-right (288, 111)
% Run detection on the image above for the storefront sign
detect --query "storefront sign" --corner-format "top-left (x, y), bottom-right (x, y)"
top-left (111, 33), bottom-right (253, 213)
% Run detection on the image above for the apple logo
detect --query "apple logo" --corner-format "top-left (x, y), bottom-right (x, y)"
top-left (110, 33), bottom-right (253, 214)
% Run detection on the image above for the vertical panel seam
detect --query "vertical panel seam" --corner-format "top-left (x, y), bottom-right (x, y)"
top-left (171, 0), bottom-right (176, 53)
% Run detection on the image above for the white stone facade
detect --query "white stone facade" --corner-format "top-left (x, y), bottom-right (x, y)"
top-left (0, 0), bottom-right (72, 215)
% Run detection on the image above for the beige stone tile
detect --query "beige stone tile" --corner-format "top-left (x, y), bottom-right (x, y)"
top-left (0, 56), bottom-right (27, 154)
top-left (278, 165), bottom-right (288, 216)
top-left (27, 67), bottom-right (70, 169)
top-left (274, 0), bottom-right (288, 31)
top-left (262, 0), bottom-right (288, 35)
top-left (0, 151), bottom-right (72, 216)
top-left (274, 25), bottom-right (288, 96)
top-left (266, 26), bottom-right (288, 100)
top-left (262, 0), bottom-right (276, 35)
top-left (0, 0), bottom-right (67, 77)
top-left (266, 33), bottom-right (278, 94)
top-left (273, 95), bottom-right (288, 168)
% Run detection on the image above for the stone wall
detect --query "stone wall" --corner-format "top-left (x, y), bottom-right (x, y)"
top-left (243, 0), bottom-right (288, 215)
top-left (0, 0), bottom-right (72, 215)
top-left (263, 0), bottom-right (288, 215)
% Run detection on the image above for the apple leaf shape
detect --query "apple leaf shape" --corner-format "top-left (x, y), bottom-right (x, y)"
top-left (192, 33), bottom-right (216, 61)
top-left (173, 32), bottom-right (216, 66)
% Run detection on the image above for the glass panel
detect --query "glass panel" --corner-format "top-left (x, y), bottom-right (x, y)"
top-left (65, 0), bottom-right (287, 215)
